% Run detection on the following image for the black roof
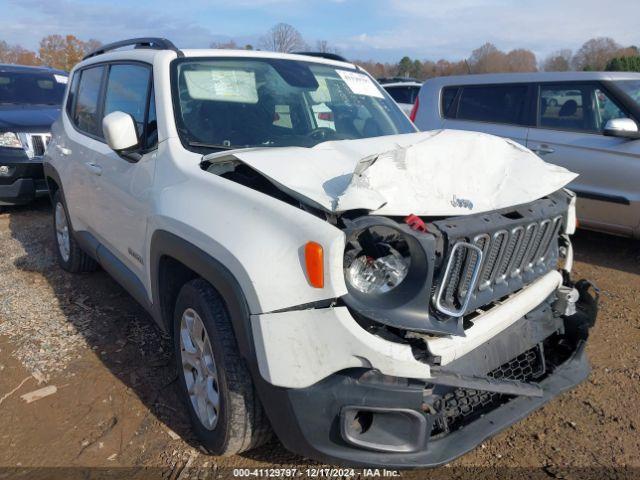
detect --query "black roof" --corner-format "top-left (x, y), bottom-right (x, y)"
top-left (293, 51), bottom-right (349, 63)
top-left (0, 63), bottom-right (67, 75)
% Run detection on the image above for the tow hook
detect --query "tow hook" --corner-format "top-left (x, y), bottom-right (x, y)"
top-left (555, 284), bottom-right (580, 316)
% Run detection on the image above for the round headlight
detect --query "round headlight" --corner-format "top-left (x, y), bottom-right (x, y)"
top-left (344, 226), bottom-right (411, 295)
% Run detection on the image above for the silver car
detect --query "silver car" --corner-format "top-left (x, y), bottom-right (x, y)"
top-left (412, 72), bottom-right (640, 238)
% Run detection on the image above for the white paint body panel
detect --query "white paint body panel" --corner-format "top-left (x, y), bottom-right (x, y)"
top-left (147, 141), bottom-right (348, 313)
top-left (252, 306), bottom-right (431, 389)
top-left (252, 270), bottom-right (564, 388)
top-left (229, 129), bottom-right (577, 216)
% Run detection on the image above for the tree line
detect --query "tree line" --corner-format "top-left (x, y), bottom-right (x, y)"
top-left (1, 24), bottom-right (639, 78)
top-left (357, 37), bottom-right (640, 80)
top-left (0, 35), bottom-right (101, 71)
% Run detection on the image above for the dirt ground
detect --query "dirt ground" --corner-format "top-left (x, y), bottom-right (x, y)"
top-left (1, 199), bottom-right (639, 479)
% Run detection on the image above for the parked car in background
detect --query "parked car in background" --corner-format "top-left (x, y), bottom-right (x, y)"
top-left (380, 79), bottom-right (422, 116)
top-left (412, 72), bottom-right (640, 239)
top-left (0, 64), bottom-right (67, 209)
top-left (44, 38), bottom-right (597, 467)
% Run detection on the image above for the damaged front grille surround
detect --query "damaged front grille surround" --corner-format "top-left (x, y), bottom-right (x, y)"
top-left (342, 190), bottom-right (572, 336)
top-left (432, 193), bottom-right (568, 320)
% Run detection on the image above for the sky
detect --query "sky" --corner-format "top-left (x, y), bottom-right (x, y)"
top-left (1, 0), bottom-right (639, 62)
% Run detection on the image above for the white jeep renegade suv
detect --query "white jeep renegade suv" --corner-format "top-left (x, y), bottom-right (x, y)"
top-left (44, 38), bottom-right (598, 467)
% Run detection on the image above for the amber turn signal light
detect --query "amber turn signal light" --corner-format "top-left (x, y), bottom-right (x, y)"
top-left (305, 241), bottom-right (324, 288)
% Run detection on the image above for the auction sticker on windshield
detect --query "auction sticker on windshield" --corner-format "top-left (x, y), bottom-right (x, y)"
top-left (337, 70), bottom-right (384, 98)
top-left (184, 69), bottom-right (259, 103)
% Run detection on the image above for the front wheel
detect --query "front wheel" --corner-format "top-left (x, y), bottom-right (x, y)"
top-left (52, 189), bottom-right (97, 273)
top-left (173, 278), bottom-right (271, 455)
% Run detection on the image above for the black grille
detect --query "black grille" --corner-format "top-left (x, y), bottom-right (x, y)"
top-left (433, 345), bottom-right (546, 435)
top-left (436, 215), bottom-right (563, 316)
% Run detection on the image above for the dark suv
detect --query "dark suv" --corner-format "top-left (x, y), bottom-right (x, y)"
top-left (0, 64), bottom-right (67, 208)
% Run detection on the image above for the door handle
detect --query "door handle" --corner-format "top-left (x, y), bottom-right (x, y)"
top-left (84, 162), bottom-right (103, 176)
top-left (56, 145), bottom-right (72, 156)
top-left (530, 145), bottom-right (555, 156)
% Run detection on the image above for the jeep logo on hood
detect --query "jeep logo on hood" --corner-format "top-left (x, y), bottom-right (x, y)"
top-left (451, 195), bottom-right (474, 210)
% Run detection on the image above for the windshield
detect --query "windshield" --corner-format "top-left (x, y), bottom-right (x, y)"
top-left (0, 71), bottom-right (67, 106)
top-left (614, 80), bottom-right (640, 107)
top-left (172, 58), bottom-right (415, 151)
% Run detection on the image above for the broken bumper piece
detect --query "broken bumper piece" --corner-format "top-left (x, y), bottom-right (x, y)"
top-left (256, 280), bottom-right (597, 468)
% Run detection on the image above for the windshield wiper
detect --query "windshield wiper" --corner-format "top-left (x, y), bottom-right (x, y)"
top-left (188, 141), bottom-right (238, 151)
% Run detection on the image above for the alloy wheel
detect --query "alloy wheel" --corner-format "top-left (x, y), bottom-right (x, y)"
top-left (179, 308), bottom-right (220, 430)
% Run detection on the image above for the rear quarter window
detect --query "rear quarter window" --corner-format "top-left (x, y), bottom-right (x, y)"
top-left (72, 66), bottom-right (105, 137)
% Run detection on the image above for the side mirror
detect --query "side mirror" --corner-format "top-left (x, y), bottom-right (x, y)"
top-left (103, 111), bottom-right (139, 152)
top-left (603, 118), bottom-right (640, 140)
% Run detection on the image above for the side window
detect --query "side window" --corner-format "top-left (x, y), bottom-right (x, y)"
top-left (103, 64), bottom-right (151, 137)
top-left (65, 72), bottom-right (80, 117)
top-left (538, 84), bottom-right (628, 132)
top-left (594, 87), bottom-right (628, 131)
top-left (539, 85), bottom-right (587, 131)
top-left (441, 87), bottom-right (458, 118)
top-left (457, 85), bottom-right (528, 125)
top-left (73, 66), bottom-right (104, 137)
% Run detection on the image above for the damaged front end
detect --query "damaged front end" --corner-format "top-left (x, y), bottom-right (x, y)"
top-left (203, 130), bottom-right (598, 467)
top-left (329, 188), bottom-right (598, 459)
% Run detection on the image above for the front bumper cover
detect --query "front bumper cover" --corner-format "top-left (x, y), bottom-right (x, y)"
top-left (256, 280), bottom-right (597, 468)
top-left (0, 150), bottom-right (47, 205)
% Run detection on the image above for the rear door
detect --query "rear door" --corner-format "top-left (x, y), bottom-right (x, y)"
top-left (527, 82), bottom-right (640, 235)
top-left (441, 83), bottom-right (533, 147)
top-left (60, 65), bottom-right (106, 231)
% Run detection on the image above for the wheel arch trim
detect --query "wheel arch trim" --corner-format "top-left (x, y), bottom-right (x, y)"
top-left (149, 230), bottom-right (258, 362)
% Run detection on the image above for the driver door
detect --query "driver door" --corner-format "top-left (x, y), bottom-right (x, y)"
top-left (527, 82), bottom-right (640, 236)
top-left (90, 63), bottom-right (157, 290)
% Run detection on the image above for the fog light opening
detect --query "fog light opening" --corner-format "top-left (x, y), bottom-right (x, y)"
top-left (352, 410), bottom-right (373, 435)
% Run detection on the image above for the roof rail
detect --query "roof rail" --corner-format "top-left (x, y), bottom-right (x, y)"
top-left (293, 51), bottom-right (349, 63)
top-left (83, 37), bottom-right (183, 60)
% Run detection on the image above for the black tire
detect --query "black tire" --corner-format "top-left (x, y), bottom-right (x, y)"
top-left (173, 278), bottom-right (271, 455)
top-left (52, 189), bottom-right (98, 273)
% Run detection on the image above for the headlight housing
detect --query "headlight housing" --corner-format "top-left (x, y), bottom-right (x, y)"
top-left (0, 132), bottom-right (23, 149)
top-left (341, 217), bottom-right (458, 335)
top-left (344, 225), bottom-right (411, 295)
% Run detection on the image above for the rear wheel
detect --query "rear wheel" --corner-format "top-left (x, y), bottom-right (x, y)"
top-left (52, 190), bottom-right (98, 273)
top-left (173, 278), bottom-right (271, 455)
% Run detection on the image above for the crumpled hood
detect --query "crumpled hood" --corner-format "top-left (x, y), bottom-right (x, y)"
top-left (220, 130), bottom-right (578, 216)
